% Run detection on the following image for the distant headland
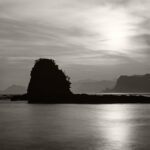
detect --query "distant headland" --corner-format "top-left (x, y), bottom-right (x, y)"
top-left (10, 58), bottom-right (150, 104)
top-left (103, 74), bottom-right (150, 93)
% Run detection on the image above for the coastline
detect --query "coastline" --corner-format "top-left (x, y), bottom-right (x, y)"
top-left (9, 94), bottom-right (150, 104)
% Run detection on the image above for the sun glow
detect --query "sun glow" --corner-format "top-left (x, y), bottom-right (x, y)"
top-left (99, 11), bottom-right (133, 52)
top-left (105, 22), bottom-right (129, 50)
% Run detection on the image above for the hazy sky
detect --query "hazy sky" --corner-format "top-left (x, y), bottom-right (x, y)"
top-left (0, 0), bottom-right (150, 89)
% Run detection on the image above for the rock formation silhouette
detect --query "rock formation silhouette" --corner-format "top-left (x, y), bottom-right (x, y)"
top-left (11, 58), bottom-right (150, 103)
top-left (27, 58), bottom-right (72, 102)
top-left (104, 74), bottom-right (150, 93)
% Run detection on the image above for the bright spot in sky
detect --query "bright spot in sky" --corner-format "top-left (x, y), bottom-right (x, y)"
top-left (105, 21), bottom-right (129, 51)
top-left (94, 10), bottom-right (135, 53)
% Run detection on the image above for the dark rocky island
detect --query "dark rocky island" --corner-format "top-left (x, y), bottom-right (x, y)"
top-left (27, 58), bottom-right (72, 103)
top-left (11, 58), bottom-right (150, 104)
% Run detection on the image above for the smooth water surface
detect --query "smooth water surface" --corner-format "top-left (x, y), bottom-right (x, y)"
top-left (0, 101), bottom-right (150, 150)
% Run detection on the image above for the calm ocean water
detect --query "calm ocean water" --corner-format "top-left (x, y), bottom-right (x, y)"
top-left (0, 101), bottom-right (150, 150)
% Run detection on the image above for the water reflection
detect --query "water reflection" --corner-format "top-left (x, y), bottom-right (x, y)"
top-left (101, 104), bottom-right (131, 120)
top-left (95, 105), bottom-right (133, 149)
top-left (0, 103), bottom-right (150, 150)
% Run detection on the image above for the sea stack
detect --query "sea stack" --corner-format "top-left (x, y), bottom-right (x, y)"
top-left (27, 58), bottom-right (72, 103)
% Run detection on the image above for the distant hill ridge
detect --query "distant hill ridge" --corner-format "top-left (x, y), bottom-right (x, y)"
top-left (72, 80), bottom-right (115, 93)
top-left (104, 74), bottom-right (150, 93)
top-left (2, 74), bottom-right (150, 95)
top-left (0, 85), bottom-right (26, 94)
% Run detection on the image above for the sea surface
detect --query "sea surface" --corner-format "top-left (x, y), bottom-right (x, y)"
top-left (0, 101), bottom-right (150, 150)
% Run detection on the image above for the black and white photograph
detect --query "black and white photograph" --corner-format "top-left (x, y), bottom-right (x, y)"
top-left (0, 0), bottom-right (150, 149)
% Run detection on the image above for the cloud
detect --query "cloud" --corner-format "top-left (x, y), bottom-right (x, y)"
top-left (0, 0), bottom-right (144, 59)
top-left (0, 0), bottom-right (150, 88)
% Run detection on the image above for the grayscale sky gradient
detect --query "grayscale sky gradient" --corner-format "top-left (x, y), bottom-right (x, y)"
top-left (0, 0), bottom-right (150, 89)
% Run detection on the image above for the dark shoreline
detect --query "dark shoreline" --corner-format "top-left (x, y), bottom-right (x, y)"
top-left (9, 94), bottom-right (150, 104)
